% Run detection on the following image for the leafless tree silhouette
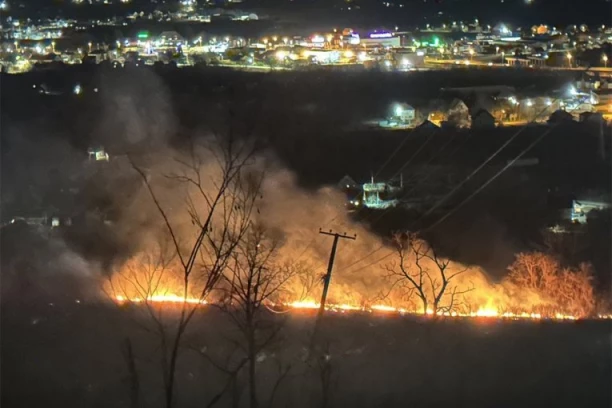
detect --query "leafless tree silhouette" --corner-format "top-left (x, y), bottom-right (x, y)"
top-left (384, 232), bottom-right (472, 316)
top-left (218, 224), bottom-right (296, 408)
top-left (507, 252), bottom-right (595, 317)
top-left (108, 136), bottom-right (260, 408)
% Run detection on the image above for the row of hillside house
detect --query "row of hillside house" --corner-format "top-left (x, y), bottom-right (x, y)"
top-left (392, 96), bottom-right (601, 131)
top-left (388, 99), bottom-right (498, 129)
top-left (7, 214), bottom-right (72, 228)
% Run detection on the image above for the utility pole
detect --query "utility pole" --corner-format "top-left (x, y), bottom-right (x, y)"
top-left (310, 229), bottom-right (356, 350)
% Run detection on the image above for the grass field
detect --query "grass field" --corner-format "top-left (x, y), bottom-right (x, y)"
top-left (2, 299), bottom-right (611, 408)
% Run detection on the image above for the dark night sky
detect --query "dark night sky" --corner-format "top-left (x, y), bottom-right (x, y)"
top-left (7, 0), bottom-right (612, 28)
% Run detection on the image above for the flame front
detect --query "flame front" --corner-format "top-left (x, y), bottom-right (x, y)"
top-left (111, 292), bottom-right (587, 321)
top-left (107, 251), bottom-right (604, 321)
top-left (115, 294), bottom-right (207, 305)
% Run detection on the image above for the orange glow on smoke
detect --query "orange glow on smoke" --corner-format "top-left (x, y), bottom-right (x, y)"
top-left (106, 251), bottom-right (600, 321)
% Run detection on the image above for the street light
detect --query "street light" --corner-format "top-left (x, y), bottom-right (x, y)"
top-left (603, 54), bottom-right (608, 68)
top-left (51, 40), bottom-right (55, 53)
top-left (394, 104), bottom-right (403, 117)
top-left (501, 51), bottom-right (505, 65)
top-left (566, 52), bottom-right (572, 68)
top-left (469, 48), bottom-right (474, 60)
top-left (496, 46), bottom-right (499, 55)
top-left (88, 42), bottom-right (92, 52)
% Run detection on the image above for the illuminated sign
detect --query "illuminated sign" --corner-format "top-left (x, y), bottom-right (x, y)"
top-left (137, 31), bottom-right (149, 39)
top-left (369, 32), bottom-right (393, 39)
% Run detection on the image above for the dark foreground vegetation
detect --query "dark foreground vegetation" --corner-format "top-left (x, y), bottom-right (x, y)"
top-left (2, 299), bottom-right (611, 408)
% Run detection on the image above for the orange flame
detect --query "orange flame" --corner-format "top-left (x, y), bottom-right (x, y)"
top-left (115, 294), bottom-right (207, 305)
top-left (111, 293), bottom-right (588, 321)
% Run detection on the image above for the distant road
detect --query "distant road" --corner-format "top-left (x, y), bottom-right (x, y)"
top-left (425, 58), bottom-right (612, 75)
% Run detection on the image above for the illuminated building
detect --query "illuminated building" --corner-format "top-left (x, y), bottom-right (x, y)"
top-left (360, 32), bottom-right (401, 48)
top-left (571, 200), bottom-right (610, 224)
top-left (303, 50), bottom-right (340, 64)
top-left (88, 147), bottom-right (110, 162)
top-left (361, 178), bottom-right (401, 209)
top-left (391, 51), bottom-right (426, 68)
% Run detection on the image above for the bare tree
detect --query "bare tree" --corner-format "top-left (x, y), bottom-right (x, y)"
top-left (286, 260), bottom-right (320, 302)
top-left (507, 251), bottom-right (559, 293)
top-left (109, 137), bottom-right (260, 408)
top-left (507, 252), bottom-right (595, 317)
top-left (218, 224), bottom-right (296, 408)
top-left (384, 232), bottom-right (472, 316)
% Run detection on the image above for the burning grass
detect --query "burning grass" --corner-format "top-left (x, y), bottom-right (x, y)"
top-left (110, 291), bottom-right (591, 321)
top-left (106, 240), bottom-right (606, 322)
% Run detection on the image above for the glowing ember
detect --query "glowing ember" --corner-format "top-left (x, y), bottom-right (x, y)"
top-left (287, 301), bottom-right (363, 312)
top-left (472, 308), bottom-right (499, 317)
top-left (371, 304), bottom-right (399, 312)
top-left (111, 295), bottom-right (591, 321)
top-left (288, 301), bottom-right (319, 309)
top-left (115, 294), bottom-right (207, 305)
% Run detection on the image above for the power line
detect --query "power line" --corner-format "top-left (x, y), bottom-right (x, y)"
top-left (335, 244), bottom-right (385, 273)
top-left (340, 251), bottom-right (394, 275)
top-left (298, 130), bottom-right (438, 265)
top-left (425, 126), bottom-right (554, 231)
top-left (310, 229), bottom-right (356, 350)
top-left (336, 85), bottom-right (584, 274)
top-left (363, 130), bottom-right (471, 228)
top-left (373, 127), bottom-right (438, 181)
top-left (335, 67), bottom-right (593, 274)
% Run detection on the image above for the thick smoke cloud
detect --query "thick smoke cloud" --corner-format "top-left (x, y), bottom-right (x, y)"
top-left (1, 68), bottom-right (573, 316)
top-left (93, 68), bottom-right (176, 147)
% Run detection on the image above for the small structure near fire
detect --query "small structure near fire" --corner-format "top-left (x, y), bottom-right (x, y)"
top-left (359, 176), bottom-right (403, 209)
top-left (379, 103), bottom-right (417, 128)
top-left (88, 146), bottom-right (110, 162)
top-left (571, 199), bottom-right (610, 224)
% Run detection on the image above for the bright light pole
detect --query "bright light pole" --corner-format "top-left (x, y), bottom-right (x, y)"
top-left (603, 54), bottom-right (608, 68)
top-left (51, 40), bottom-right (56, 53)
top-left (501, 51), bottom-right (505, 65)
top-left (496, 46), bottom-right (499, 55)
top-left (566, 52), bottom-right (572, 68)
top-left (469, 48), bottom-right (474, 61)
top-left (394, 104), bottom-right (403, 117)
top-left (88, 42), bottom-right (92, 53)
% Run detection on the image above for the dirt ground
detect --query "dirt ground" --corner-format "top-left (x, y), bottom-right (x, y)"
top-left (2, 299), bottom-right (611, 408)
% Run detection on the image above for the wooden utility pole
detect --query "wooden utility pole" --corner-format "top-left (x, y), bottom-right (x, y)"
top-left (310, 229), bottom-right (356, 350)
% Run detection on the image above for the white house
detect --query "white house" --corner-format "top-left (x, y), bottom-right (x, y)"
top-left (392, 103), bottom-right (416, 125)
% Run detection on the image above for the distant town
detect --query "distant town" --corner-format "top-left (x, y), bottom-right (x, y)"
top-left (4, 3), bottom-right (612, 128)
